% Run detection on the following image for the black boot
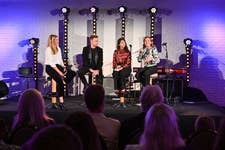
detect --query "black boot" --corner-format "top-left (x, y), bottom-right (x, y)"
top-left (59, 102), bottom-right (68, 111)
top-left (51, 103), bottom-right (59, 110)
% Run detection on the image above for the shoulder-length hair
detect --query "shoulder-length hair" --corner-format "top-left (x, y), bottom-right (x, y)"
top-left (143, 36), bottom-right (154, 49)
top-left (65, 111), bottom-right (102, 150)
top-left (116, 37), bottom-right (129, 52)
top-left (12, 89), bottom-right (53, 129)
top-left (141, 103), bottom-right (185, 150)
top-left (47, 34), bottom-right (58, 55)
top-left (140, 85), bottom-right (164, 112)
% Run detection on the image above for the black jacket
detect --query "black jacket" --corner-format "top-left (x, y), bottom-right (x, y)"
top-left (82, 45), bottom-right (103, 70)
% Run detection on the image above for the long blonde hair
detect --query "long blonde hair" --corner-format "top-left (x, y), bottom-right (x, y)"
top-left (47, 34), bottom-right (58, 55)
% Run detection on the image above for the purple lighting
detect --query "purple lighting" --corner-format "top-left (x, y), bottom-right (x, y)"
top-left (202, 20), bottom-right (225, 54)
top-left (0, 25), bottom-right (19, 53)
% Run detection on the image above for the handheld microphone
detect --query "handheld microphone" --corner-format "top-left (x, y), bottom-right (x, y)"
top-left (129, 44), bottom-right (132, 48)
top-left (161, 42), bottom-right (167, 46)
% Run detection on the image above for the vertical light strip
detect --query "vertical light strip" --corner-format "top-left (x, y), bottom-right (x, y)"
top-left (92, 13), bottom-right (97, 35)
top-left (33, 46), bottom-right (38, 82)
top-left (61, 7), bottom-right (70, 94)
top-left (149, 7), bottom-right (157, 39)
top-left (121, 16), bottom-right (126, 38)
top-left (150, 15), bottom-right (155, 38)
top-left (186, 45), bottom-right (191, 84)
top-left (184, 38), bottom-right (192, 85)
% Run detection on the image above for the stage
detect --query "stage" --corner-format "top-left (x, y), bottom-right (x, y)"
top-left (0, 95), bottom-right (225, 138)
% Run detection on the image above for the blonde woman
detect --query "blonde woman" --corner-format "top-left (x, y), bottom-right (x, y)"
top-left (45, 34), bottom-right (75, 110)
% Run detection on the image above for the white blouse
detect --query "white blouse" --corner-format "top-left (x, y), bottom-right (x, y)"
top-left (45, 47), bottom-right (64, 67)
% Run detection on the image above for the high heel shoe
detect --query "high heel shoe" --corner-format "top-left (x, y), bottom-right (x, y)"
top-left (58, 102), bottom-right (68, 111)
top-left (51, 103), bottom-right (59, 110)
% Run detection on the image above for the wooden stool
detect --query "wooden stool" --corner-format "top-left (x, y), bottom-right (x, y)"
top-left (149, 73), bottom-right (158, 85)
top-left (51, 79), bottom-right (57, 104)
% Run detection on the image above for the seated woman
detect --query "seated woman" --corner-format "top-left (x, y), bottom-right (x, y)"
top-left (112, 37), bottom-right (131, 94)
top-left (135, 36), bottom-right (160, 86)
top-left (45, 34), bottom-right (76, 110)
top-left (9, 89), bottom-right (54, 146)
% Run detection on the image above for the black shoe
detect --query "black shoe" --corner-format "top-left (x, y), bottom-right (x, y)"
top-left (83, 84), bottom-right (90, 93)
top-left (51, 103), bottom-right (58, 110)
top-left (121, 103), bottom-right (127, 108)
top-left (59, 102), bottom-right (68, 111)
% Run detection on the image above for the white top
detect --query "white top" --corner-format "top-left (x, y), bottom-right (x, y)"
top-left (45, 46), bottom-right (64, 67)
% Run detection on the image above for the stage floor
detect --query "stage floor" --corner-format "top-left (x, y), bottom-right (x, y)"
top-left (0, 95), bottom-right (225, 138)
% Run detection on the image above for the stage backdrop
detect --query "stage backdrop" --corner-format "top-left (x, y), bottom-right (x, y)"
top-left (0, 0), bottom-right (224, 106)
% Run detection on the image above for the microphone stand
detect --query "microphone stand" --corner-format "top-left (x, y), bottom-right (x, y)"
top-left (162, 43), bottom-right (170, 104)
top-left (128, 44), bottom-right (133, 102)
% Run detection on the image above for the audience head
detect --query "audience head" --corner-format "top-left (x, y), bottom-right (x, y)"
top-left (213, 117), bottom-right (225, 150)
top-left (84, 84), bottom-right (105, 113)
top-left (90, 35), bottom-right (99, 48)
top-left (13, 89), bottom-right (52, 128)
top-left (116, 37), bottom-right (129, 52)
top-left (194, 116), bottom-right (216, 132)
top-left (140, 85), bottom-right (164, 112)
top-left (141, 103), bottom-right (184, 150)
top-left (23, 125), bottom-right (82, 150)
top-left (65, 111), bottom-right (102, 150)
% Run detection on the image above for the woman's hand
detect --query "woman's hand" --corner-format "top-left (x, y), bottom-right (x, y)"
top-left (145, 56), bottom-right (153, 63)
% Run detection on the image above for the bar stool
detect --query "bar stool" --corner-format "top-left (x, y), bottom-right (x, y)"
top-left (18, 67), bottom-right (32, 89)
top-left (149, 73), bottom-right (158, 85)
top-left (44, 76), bottom-right (57, 108)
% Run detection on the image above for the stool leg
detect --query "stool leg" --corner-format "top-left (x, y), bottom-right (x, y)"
top-left (51, 79), bottom-right (57, 104)
top-left (120, 95), bottom-right (125, 104)
top-left (150, 77), bottom-right (153, 85)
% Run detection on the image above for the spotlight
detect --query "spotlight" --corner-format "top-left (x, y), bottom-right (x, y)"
top-left (29, 38), bottom-right (39, 45)
top-left (118, 6), bottom-right (127, 13)
top-left (90, 6), bottom-right (98, 13)
top-left (61, 7), bottom-right (70, 15)
top-left (184, 38), bottom-right (193, 45)
top-left (149, 7), bottom-right (157, 14)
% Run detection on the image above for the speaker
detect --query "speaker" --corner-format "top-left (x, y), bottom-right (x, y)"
top-left (154, 79), bottom-right (183, 99)
top-left (0, 81), bottom-right (9, 98)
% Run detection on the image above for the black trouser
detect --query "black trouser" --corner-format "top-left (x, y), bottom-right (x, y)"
top-left (113, 67), bottom-right (131, 90)
top-left (46, 64), bottom-right (76, 97)
top-left (135, 66), bottom-right (157, 86)
top-left (78, 67), bottom-right (103, 86)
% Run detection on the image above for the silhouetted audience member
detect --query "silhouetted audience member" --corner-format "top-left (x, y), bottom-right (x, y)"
top-left (22, 125), bottom-right (82, 150)
top-left (195, 116), bottom-right (216, 131)
top-left (84, 84), bottom-right (120, 150)
top-left (0, 119), bottom-right (20, 150)
top-left (213, 117), bottom-right (225, 150)
top-left (9, 89), bottom-right (54, 146)
top-left (119, 85), bottom-right (164, 150)
top-left (126, 103), bottom-right (186, 150)
top-left (65, 111), bottom-right (104, 150)
top-left (126, 103), bottom-right (185, 150)
top-left (186, 116), bottom-right (217, 150)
